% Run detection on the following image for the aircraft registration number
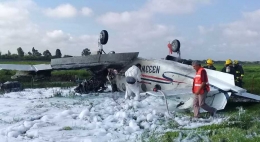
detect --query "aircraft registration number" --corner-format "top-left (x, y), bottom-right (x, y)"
top-left (141, 66), bottom-right (160, 74)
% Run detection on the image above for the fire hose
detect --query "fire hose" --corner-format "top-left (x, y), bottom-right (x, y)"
top-left (144, 90), bottom-right (175, 119)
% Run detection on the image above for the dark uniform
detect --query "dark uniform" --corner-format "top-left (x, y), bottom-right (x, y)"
top-left (203, 65), bottom-right (216, 70)
top-left (221, 65), bottom-right (236, 80)
top-left (107, 69), bottom-right (118, 92)
top-left (233, 64), bottom-right (244, 87)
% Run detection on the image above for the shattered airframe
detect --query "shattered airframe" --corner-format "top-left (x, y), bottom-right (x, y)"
top-left (0, 30), bottom-right (259, 113)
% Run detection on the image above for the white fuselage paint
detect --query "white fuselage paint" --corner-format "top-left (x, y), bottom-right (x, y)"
top-left (115, 57), bottom-right (260, 112)
top-left (116, 58), bottom-right (194, 92)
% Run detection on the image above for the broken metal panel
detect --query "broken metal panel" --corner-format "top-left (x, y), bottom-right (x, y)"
top-left (50, 52), bottom-right (139, 70)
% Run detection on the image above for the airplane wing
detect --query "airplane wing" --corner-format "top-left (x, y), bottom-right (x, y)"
top-left (0, 64), bottom-right (52, 72)
top-left (140, 88), bottom-right (227, 112)
top-left (50, 52), bottom-right (139, 71)
top-left (0, 52), bottom-right (139, 74)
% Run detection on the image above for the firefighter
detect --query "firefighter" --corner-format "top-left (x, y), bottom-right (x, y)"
top-left (221, 59), bottom-right (236, 80)
top-left (203, 59), bottom-right (216, 70)
top-left (233, 60), bottom-right (244, 87)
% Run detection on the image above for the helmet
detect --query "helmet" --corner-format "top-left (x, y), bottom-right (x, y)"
top-left (225, 59), bottom-right (232, 65)
top-left (206, 59), bottom-right (214, 65)
top-left (234, 60), bottom-right (238, 64)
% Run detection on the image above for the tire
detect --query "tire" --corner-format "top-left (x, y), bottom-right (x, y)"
top-left (171, 39), bottom-right (180, 52)
top-left (154, 84), bottom-right (161, 90)
top-left (100, 30), bottom-right (109, 45)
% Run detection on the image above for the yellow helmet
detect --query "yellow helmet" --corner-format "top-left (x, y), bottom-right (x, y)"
top-left (225, 59), bottom-right (232, 65)
top-left (206, 58), bottom-right (214, 65)
top-left (234, 60), bottom-right (238, 64)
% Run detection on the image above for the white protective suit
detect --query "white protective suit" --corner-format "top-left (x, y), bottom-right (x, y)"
top-left (125, 65), bottom-right (141, 101)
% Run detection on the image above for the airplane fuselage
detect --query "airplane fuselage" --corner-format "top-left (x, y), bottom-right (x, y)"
top-left (116, 58), bottom-right (195, 92)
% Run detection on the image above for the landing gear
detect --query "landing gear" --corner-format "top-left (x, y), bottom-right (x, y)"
top-left (74, 76), bottom-right (107, 94)
top-left (98, 30), bottom-right (109, 54)
top-left (74, 68), bottom-right (109, 94)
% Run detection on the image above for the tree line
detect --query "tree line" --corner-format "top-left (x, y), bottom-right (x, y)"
top-left (0, 47), bottom-right (92, 61)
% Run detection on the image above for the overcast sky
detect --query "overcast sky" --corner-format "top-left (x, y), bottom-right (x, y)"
top-left (0, 0), bottom-right (260, 61)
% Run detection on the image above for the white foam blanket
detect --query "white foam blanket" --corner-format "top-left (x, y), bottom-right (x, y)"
top-left (0, 87), bottom-right (224, 142)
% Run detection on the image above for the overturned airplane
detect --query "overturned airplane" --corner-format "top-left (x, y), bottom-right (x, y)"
top-left (0, 30), bottom-right (259, 113)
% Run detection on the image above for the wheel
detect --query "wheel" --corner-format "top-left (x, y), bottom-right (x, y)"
top-left (100, 30), bottom-right (109, 45)
top-left (154, 84), bottom-right (161, 90)
top-left (171, 39), bottom-right (180, 52)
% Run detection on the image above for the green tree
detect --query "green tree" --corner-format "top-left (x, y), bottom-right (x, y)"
top-left (17, 47), bottom-right (24, 57)
top-left (32, 47), bottom-right (41, 56)
top-left (8, 50), bottom-right (11, 55)
top-left (43, 50), bottom-right (52, 57)
top-left (32, 47), bottom-right (36, 55)
top-left (35, 52), bottom-right (42, 56)
top-left (81, 48), bottom-right (91, 56)
top-left (28, 52), bottom-right (32, 56)
top-left (55, 49), bottom-right (62, 58)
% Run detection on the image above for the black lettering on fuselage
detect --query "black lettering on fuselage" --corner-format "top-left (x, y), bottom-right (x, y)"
top-left (141, 65), bottom-right (160, 74)
top-left (141, 66), bottom-right (145, 72)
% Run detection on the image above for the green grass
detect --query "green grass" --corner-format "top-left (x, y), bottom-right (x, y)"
top-left (147, 102), bottom-right (260, 142)
top-left (0, 60), bottom-right (92, 88)
top-left (51, 70), bottom-right (91, 79)
top-left (62, 126), bottom-right (72, 130)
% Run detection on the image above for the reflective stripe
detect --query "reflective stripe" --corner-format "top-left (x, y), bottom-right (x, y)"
top-left (193, 67), bottom-right (210, 94)
top-left (195, 82), bottom-right (209, 86)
